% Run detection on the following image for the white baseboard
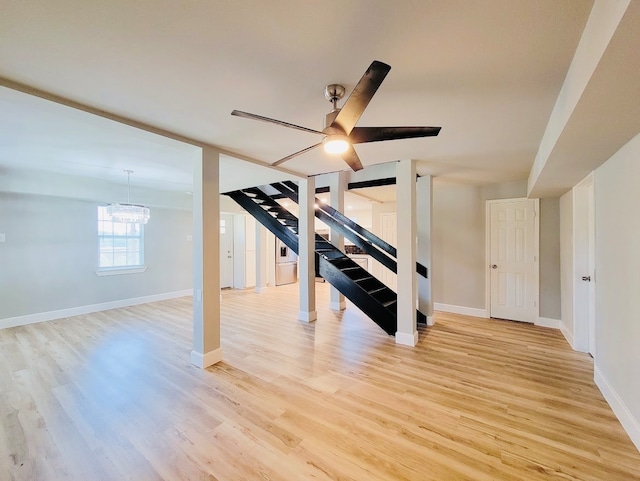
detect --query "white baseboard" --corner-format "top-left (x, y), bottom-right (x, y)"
top-left (396, 330), bottom-right (419, 347)
top-left (594, 364), bottom-right (640, 453)
top-left (560, 321), bottom-right (574, 348)
top-left (191, 348), bottom-right (223, 369)
top-left (0, 289), bottom-right (193, 330)
top-left (298, 310), bottom-right (317, 322)
top-left (535, 317), bottom-right (561, 329)
top-left (426, 315), bottom-right (435, 326)
top-left (434, 303), bottom-right (489, 319)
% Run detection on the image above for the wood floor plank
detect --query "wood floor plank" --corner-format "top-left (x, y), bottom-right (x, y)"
top-left (1, 282), bottom-right (639, 480)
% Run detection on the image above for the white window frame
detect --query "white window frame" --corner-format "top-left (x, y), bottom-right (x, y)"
top-left (96, 206), bottom-right (147, 276)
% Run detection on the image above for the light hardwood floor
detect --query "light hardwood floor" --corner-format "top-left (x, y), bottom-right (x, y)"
top-left (1, 283), bottom-right (639, 480)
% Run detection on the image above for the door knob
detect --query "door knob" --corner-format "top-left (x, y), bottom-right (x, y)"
top-left (491, 264), bottom-right (497, 269)
top-left (582, 276), bottom-right (591, 282)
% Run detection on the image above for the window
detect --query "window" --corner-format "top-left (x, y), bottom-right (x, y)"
top-left (97, 206), bottom-right (144, 271)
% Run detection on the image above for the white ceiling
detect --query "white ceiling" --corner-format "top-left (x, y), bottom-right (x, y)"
top-left (0, 0), bottom-right (594, 197)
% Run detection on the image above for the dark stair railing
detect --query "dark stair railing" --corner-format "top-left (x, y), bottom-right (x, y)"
top-left (226, 187), bottom-right (399, 335)
top-left (272, 180), bottom-right (428, 279)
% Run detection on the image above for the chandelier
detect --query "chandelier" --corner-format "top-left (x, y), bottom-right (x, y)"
top-left (106, 170), bottom-right (150, 224)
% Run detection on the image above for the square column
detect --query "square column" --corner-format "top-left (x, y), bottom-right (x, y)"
top-left (191, 147), bottom-right (223, 368)
top-left (396, 159), bottom-right (418, 346)
top-left (417, 175), bottom-right (434, 325)
top-left (329, 171), bottom-right (346, 311)
top-left (255, 224), bottom-right (267, 294)
top-left (298, 177), bottom-right (317, 322)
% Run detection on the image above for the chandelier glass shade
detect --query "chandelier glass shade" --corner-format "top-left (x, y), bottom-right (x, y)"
top-left (106, 203), bottom-right (150, 224)
top-left (107, 170), bottom-right (150, 224)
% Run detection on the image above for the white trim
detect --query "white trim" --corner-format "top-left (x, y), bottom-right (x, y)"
top-left (0, 289), bottom-right (193, 330)
top-left (298, 310), bottom-right (317, 322)
top-left (395, 330), bottom-right (419, 346)
top-left (190, 348), bottom-right (223, 369)
top-left (560, 321), bottom-right (575, 349)
top-left (485, 198), bottom-right (540, 323)
top-left (434, 303), bottom-right (489, 319)
top-left (95, 266), bottom-right (147, 276)
top-left (426, 315), bottom-right (435, 326)
top-left (594, 364), bottom-right (640, 453)
top-left (254, 286), bottom-right (267, 294)
top-left (535, 317), bottom-right (561, 329)
top-left (572, 173), bottom-right (596, 355)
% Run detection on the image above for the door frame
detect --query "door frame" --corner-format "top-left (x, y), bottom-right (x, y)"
top-left (219, 212), bottom-right (235, 289)
top-left (485, 197), bottom-right (540, 322)
top-left (573, 173), bottom-right (596, 354)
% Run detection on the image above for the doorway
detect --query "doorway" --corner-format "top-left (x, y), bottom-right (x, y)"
top-left (220, 213), bottom-right (234, 288)
top-left (573, 175), bottom-right (596, 355)
top-left (487, 198), bottom-right (539, 323)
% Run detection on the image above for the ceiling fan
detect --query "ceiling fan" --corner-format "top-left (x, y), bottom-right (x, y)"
top-left (231, 60), bottom-right (441, 172)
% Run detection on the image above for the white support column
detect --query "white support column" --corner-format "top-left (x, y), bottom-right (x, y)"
top-left (255, 224), bottom-right (267, 293)
top-left (298, 177), bottom-right (317, 322)
top-left (396, 159), bottom-right (418, 346)
top-left (267, 231), bottom-right (276, 287)
top-left (191, 147), bottom-right (223, 368)
top-left (329, 171), bottom-right (346, 311)
top-left (417, 175), bottom-right (434, 326)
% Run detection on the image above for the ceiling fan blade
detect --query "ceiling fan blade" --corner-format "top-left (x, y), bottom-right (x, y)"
top-left (349, 126), bottom-right (441, 144)
top-left (341, 144), bottom-right (364, 172)
top-left (231, 110), bottom-right (323, 135)
top-left (271, 143), bottom-right (323, 167)
top-left (330, 60), bottom-right (391, 136)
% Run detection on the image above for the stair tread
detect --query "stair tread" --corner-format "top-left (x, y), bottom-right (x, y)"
top-left (355, 277), bottom-right (378, 285)
top-left (367, 287), bottom-right (388, 295)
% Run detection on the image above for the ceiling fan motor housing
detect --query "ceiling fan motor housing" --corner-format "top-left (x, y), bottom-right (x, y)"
top-left (324, 109), bottom-right (340, 131)
top-left (324, 84), bottom-right (345, 104)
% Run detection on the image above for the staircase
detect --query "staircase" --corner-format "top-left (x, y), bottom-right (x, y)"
top-left (226, 184), bottom-right (427, 335)
top-left (271, 180), bottom-right (428, 278)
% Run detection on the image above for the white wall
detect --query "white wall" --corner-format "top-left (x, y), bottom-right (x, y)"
top-left (431, 179), bottom-right (561, 319)
top-left (592, 132), bottom-right (640, 450)
top-left (0, 192), bottom-right (192, 326)
top-left (371, 201), bottom-right (398, 280)
top-left (539, 198), bottom-right (561, 319)
top-left (559, 190), bottom-right (574, 345)
top-left (432, 182), bottom-right (485, 309)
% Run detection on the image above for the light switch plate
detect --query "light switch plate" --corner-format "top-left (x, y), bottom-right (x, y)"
top-left (0, 233), bottom-right (5, 243)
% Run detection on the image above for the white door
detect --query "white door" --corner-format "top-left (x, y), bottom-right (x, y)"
top-left (587, 182), bottom-right (595, 356)
top-left (574, 176), bottom-right (596, 354)
top-left (489, 199), bottom-right (537, 322)
top-left (220, 214), bottom-right (234, 288)
top-left (380, 213), bottom-right (398, 291)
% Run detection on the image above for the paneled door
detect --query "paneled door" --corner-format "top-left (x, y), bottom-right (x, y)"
top-left (573, 175), bottom-right (596, 355)
top-left (488, 199), bottom-right (537, 322)
top-left (220, 213), bottom-right (234, 288)
top-left (380, 213), bottom-right (398, 291)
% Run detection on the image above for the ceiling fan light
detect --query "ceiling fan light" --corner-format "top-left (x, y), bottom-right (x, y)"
top-left (323, 135), bottom-right (349, 155)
